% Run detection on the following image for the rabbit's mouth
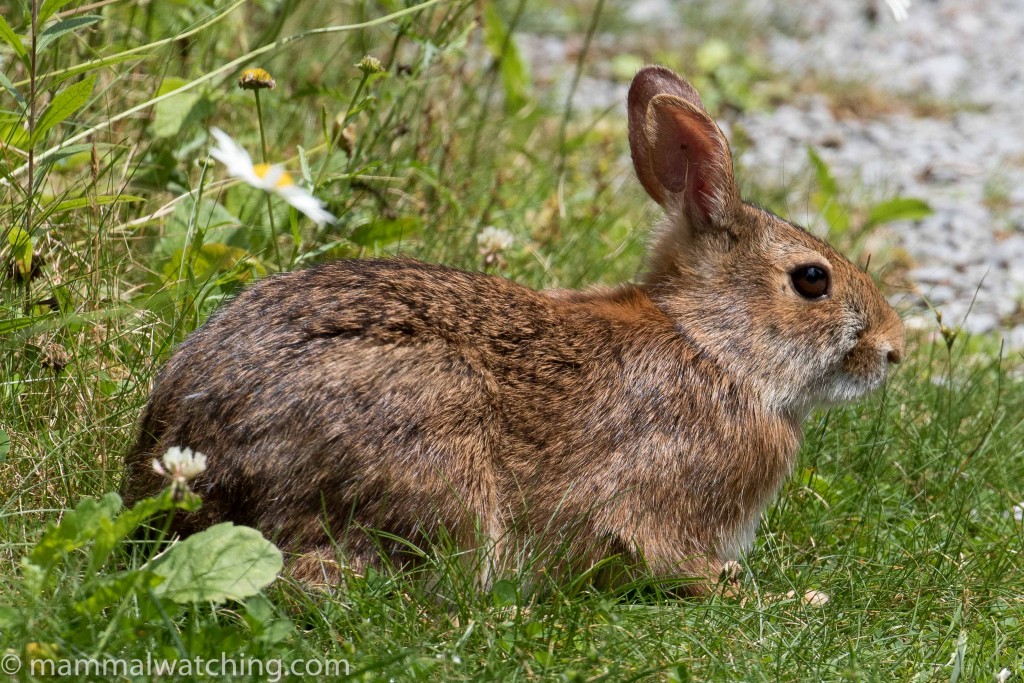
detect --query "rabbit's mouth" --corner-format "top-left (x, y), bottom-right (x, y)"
top-left (817, 363), bottom-right (890, 407)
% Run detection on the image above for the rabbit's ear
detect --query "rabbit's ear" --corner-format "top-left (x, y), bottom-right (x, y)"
top-left (628, 66), bottom-right (739, 230)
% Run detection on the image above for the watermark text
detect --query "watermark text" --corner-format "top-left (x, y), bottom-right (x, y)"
top-left (3, 652), bottom-right (349, 681)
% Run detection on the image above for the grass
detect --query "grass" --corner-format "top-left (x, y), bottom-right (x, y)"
top-left (1, 0), bottom-right (1023, 680)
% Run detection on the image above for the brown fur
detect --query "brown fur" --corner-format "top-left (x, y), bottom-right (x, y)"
top-left (123, 66), bottom-right (905, 593)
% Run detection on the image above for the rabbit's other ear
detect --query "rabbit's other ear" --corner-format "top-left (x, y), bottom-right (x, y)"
top-left (628, 66), bottom-right (739, 230)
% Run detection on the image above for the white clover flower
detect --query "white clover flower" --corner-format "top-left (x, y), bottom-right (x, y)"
top-left (209, 128), bottom-right (336, 227)
top-left (477, 226), bottom-right (514, 255)
top-left (477, 226), bottom-right (515, 268)
top-left (884, 0), bottom-right (910, 22)
top-left (996, 668), bottom-right (1012, 683)
top-left (152, 446), bottom-right (208, 483)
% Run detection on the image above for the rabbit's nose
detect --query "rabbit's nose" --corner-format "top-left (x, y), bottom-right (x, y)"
top-left (886, 348), bottom-right (903, 365)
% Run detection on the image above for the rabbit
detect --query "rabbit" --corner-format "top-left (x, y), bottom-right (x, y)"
top-left (122, 65), bottom-right (905, 594)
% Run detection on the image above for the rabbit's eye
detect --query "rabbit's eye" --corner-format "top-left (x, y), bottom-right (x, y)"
top-left (791, 265), bottom-right (830, 299)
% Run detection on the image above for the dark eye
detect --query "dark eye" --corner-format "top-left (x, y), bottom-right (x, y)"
top-left (791, 265), bottom-right (830, 299)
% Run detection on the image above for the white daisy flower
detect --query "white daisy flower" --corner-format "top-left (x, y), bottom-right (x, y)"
top-left (209, 127), bottom-right (336, 227)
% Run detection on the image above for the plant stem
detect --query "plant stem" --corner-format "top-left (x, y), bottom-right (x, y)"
top-left (326, 71), bottom-right (369, 185)
top-left (467, 0), bottom-right (527, 171)
top-left (556, 0), bottom-right (605, 182)
top-left (253, 88), bottom-right (282, 267)
top-left (24, 0), bottom-right (39, 315)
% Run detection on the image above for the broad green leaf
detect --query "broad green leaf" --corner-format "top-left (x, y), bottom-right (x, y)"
top-left (151, 522), bottom-right (283, 604)
top-left (0, 14), bottom-right (27, 61)
top-left (85, 514), bottom-right (117, 574)
top-left (807, 147), bottom-right (838, 200)
top-left (482, 2), bottom-right (531, 112)
top-left (0, 71), bottom-right (27, 110)
top-left (27, 493), bottom-right (123, 571)
top-left (74, 570), bottom-right (166, 617)
top-left (6, 226), bottom-right (33, 279)
top-left (36, 15), bottom-right (102, 51)
top-left (155, 76), bottom-right (189, 98)
top-left (86, 487), bottom-right (197, 575)
top-left (534, 650), bottom-right (555, 668)
top-left (31, 75), bottom-right (95, 144)
top-left (349, 215), bottom-right (419, 247)
top-left (866, 197), bottom-right (933, 228)
top-left (152, 90), bottom-right (202, 138)
top-left (115, 488), bottom-right (200, 541)
top-left (151, 77), bottom-right (211, 139)
top-left (38, 0), bottom-right (78, 24)
top-left (1, 118), bottom-right (29, 152)
top-left (47, 194), bottom-right (146, 214)
top-left (0, 429), bottom-right (9, 462)
top-left (492, 579), bottom-right (518, 607)
top-left (243, 595), bottom-right (295, 646)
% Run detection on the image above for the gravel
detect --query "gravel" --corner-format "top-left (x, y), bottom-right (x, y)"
top-left (523, 0), bottom-right (1024, 347)
top-left (733, 0), bottom-right (1024, 344)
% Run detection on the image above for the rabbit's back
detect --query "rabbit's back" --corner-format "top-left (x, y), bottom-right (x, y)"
top-left (125, 258), bottom-right (789, 579)
top-left (127, 259), bottom-right (555, 532)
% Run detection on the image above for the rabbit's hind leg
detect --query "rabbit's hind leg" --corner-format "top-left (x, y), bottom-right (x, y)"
top-left (286, 545), bottom-right (375, 588)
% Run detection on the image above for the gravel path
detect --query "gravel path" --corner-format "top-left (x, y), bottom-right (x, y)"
top-left (524, 0), bottom-right (1024, 348)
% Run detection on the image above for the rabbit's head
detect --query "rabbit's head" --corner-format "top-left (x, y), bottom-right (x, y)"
top-left (629, 66), bottom-right (905, 417)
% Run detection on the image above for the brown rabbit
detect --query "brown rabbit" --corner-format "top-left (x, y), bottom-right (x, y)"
top-left (123, 66), bottom-right (905, 593)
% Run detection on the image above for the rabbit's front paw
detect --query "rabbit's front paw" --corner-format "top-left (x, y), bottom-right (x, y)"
top-left (716, 560), bottom-right (743, 596)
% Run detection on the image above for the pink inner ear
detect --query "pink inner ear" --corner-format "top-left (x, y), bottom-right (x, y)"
top-left (649, 101), bottom-right (728, 225)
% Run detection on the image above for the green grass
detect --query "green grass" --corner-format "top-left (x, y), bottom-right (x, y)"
top-left (2, 1), bottom-right (1023, 681)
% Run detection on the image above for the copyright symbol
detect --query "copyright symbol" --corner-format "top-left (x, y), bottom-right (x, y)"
top-left (0, 653), bottom-right (20, 674)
